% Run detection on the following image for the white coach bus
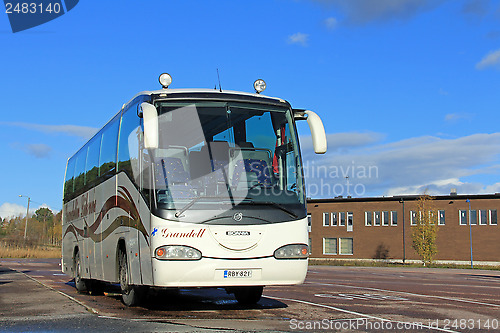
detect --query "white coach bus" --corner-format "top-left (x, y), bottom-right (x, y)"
top-left (61, 74), bottom-right (326, 306)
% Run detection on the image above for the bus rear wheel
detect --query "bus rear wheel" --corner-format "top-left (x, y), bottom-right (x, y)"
top-left (118, 250), bottom-right (146, 306)
top-left (233, 286), bottom-right (263, 305)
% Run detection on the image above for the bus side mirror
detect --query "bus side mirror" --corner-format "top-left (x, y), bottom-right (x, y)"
top-left (140, 102), bottom-right (159, 149)
top-left (294, 109), bottom-right (327, 154)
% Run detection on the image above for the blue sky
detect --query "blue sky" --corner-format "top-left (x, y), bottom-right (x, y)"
top-left (1, 0), bottom-right (500, 217)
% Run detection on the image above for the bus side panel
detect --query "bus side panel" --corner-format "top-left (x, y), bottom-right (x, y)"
top-left (61, 201), bottom-right (77, 275)
top-left (93, 182), bottom-right (105, 281)
top-left (85, 188), bottom-right (98, 279)
top-left (101, 176), bottom-right (121, 283)
top-left (119, 174), bottom-right (142, 286)
top-left (78, 215), bottom-right (91, 279)
top-left (138, 194), bottom-right (152, 286)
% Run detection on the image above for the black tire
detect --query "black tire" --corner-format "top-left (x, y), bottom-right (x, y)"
top-left (74, 251), bottom-right (88, 293)
top-left (233, 286), bottom-right (263, 305)
top-left (118, 250), bottom-right (145, 306)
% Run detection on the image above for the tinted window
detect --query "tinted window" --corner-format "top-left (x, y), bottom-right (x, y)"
top-left (64, 157), bottom-right (76, 202)
top-left (99, 115), bottom-right (119, 177)
top-left (73, 148), bottom-right (87, 194)
top-left (118, 105), bottom-right (141, 180)
top-left (365, 211), bottom-right (372, 226)
top-left (85, 135), bottom-right (101, 186)
top-left (491, 209), bottom-right (497, 225)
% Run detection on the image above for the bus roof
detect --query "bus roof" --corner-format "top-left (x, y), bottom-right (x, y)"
top-left (67, 88), bottom-right (291, 162)
top-left (122, 88), bottom-right (288, 110)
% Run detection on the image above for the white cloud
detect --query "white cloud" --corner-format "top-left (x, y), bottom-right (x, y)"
top-left (0, 203), bottom-right (29, 219)
top-left (0, 202), bottom-right (55, 219)
top-left (10, 143), bottom-right (53, 158)
top-left (462, 0), bottom-right (491, 20)
top-left (476, 48), bottom-right (500, 70)
top-left (301, 131), bottom-right (384, 153)
top-left (1, 122), bottom-right (98, 140)
top-left (26, 144), bottom-right (52, 158)
top-left (444, 113), bottom-right (472, 122)
top-left (324, 17), bottom-right (338, 30)
top-left (438, 88), bottom-right (449, 96)
top-left (301, 132), bottom-right (500, 198)
top-left (288, 32), bottom-right (309, 47)
top-left (311, 0), bottom-right (446, 25)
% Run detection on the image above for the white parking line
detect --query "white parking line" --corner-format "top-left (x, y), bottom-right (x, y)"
top-left (306, 281), bottom-right (500, 308)
top-left (267, 295), bottom-right (460, 333)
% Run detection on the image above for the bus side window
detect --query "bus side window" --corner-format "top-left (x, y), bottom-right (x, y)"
top-left (85, 134), bottom-right (101, 188)
top-left (64, 157), bottom-right (76, 202)
top-left (99, 115), bottom-right (119, 179)
top-left (73, 148), bottom-right (87, 197)
top-left (118, 104), bottom-right (141, 181)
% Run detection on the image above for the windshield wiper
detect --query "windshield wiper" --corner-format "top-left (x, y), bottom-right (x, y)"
top-left (248, 182), bottom-right (273, 190)
top-left (174, 196), bottom-right (217, 218)
top-left (241, 200), bottom-right (298, 219)
top-left (174, 195), bottom-right (248, 218)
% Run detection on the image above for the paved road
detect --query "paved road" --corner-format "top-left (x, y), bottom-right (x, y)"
top-left (1, 259), bottom-right (499, 332)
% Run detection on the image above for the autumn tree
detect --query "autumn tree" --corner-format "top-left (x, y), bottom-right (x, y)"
top-left (0, 208), bottom-right (62, 246)
top-left (411, 194), bottom-right (439, 266)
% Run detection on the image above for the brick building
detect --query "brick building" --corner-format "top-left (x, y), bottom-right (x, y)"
top-left (307, 193), bottom-right (500, 263)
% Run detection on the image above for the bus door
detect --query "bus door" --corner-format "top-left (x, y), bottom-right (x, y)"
top-left (137, 139), bottom-right (153, 286)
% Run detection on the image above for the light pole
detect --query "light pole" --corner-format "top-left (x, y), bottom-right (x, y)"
top-left (466, 199), bottom-right (473, 269)
top-left (19, 195), bottom-right (30, 240)
top-left (399, 198), bottom-right (406, 264)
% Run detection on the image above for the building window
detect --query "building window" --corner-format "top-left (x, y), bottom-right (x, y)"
top-left (308, 238), bottom-right (312, 254)
top-left (382, 211), bottom-right (389, 226)
top-left (331, 212), bottom-right (338, 226)
top-left (365, 211), bottom-right (372, 226)
top-left (323, 212), bottom-right (329, 226)
top-left (374, 211), bottom-right (381, 226)
top-left (391, 211), bottom-right (398, 226)
top-left (340, 212), bottom-right (346, 226)
top-left (438, 210), bottom-right (445, 225)
top-left (410, 211), bottom-right (417, 225)
top-left (323, 238), bottom-right (337, 255)
top-left (307, 214), bottom-right (312, 232)
top-left (490, 209), bottom-right (497, 225)
top-left (339, 238), bottom-right (353, 255)
top-left (459, 210), bottom-right (467, 225)
top-left (479, 210), bottom-right (488, 225)
top-left (429, 210), bottom-right (436, 224)
top-left (347, 212), bottom-right (353, 231)
top-left (470, 210), bottom-right (477, 225)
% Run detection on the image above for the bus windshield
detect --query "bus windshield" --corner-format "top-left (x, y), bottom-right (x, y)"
top-left (138, 101), bottom-right (305, 221)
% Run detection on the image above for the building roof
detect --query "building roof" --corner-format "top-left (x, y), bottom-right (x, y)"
top-left (307, 193), bottom-right (500, 204)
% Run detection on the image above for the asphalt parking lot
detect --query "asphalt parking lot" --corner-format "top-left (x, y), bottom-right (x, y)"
top-left (1, 259), bottom-right (499, 332)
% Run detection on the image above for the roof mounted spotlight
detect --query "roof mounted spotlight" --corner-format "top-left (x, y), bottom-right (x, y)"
top-left (253, 79), bottom-right (266, 94)
top-left (159, 73), bottom-right (172, 89)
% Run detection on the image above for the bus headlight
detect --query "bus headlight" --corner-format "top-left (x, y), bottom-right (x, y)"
top-left (155, 245), bottom-right (202, 260)
top-left (274, 244), bottom-right (309, 259)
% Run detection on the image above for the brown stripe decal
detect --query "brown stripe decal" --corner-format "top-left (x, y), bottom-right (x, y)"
top-left (63, 186), bottom-right (149, 245)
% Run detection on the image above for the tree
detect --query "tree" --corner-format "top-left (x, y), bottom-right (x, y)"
top-left (35, 207), bottom-right (54, 223)
top-left (411, 194), bottom-right (439, 266)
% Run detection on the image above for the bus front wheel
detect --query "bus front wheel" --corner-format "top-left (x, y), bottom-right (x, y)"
top-left (118, 250), bottom-right (146, 306)
top-left (233, 286), bottom-right (263, 305)
top-left (73, 250), bottom-right (88, 293)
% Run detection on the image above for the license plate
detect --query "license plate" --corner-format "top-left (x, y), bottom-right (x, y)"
top-left (223, 269), bottom-right (252, 278)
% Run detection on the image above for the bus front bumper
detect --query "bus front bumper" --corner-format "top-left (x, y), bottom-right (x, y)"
top-left (151, 257), bottom-right (308, 287)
